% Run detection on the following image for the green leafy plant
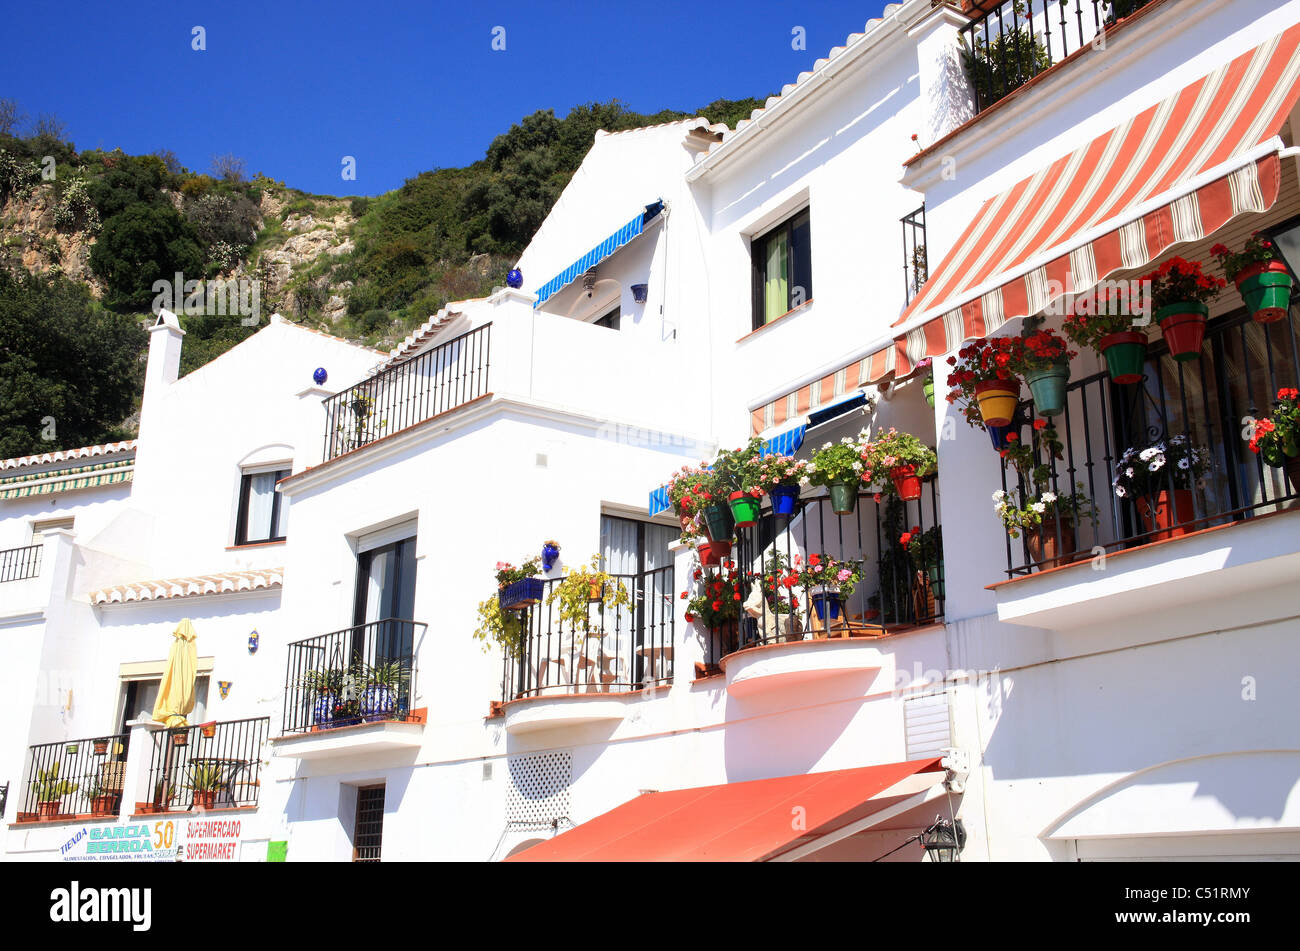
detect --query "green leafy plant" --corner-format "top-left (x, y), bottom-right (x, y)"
top-left (32, 763), bottom-right (78, 803)
top-left (1112, 434), bottom-right (1211, 498)
top-left (796, 553), bottom-right (864, 600)
top-left (757, 550), bottom-right (799, 615)
top-left (683, 570), bottom-right (744, 628)
top-left (1211, 235), bottom-right (1286, 283)
top-left (185, 763), bottom-right (225, 793)
top-left (945, 338), bottom-right (1019, 431)
top-left (365, 660), bottom-right (410, 690)
top-left (494, 557), bottom-right (541, 588)
top-left (666, 464), bottom-right (716, 518)
top-left (545, 554), bottom-right (631, 630)
top-left (901, 525), bottom-right (942, 571)
top-left (473, 595), bottom-right (526, 653)
top-left (959, 2), bottom-right (1052, 108)
top-left (299, 667), bottom-right (345, 695)
top-left (992, 483), bottom-right (1096, 537)
top-left (1062, 285), bottom-right (1148, 350)
top-left (1006, 326), bottom-right (1075, 375)
top-left (807, 432), bottom-right (874, 487)
top-left (710, 436), bottom-right (768, 495)
top-left (868, 428), bottom-right (937, 478)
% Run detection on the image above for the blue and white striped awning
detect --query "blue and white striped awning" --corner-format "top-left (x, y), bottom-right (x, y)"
top-left (534, 201), bottom-right (664, 308)
top-left (646, 424), bottom-right (806, 516)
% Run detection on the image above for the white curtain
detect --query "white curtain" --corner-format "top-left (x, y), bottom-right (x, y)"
top-left (245, 472), bottom-right (276, 539)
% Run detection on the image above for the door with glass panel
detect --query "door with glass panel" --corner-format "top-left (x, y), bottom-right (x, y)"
top-left (352, 537), bottom-right (417, 677)
top-left (599, 516), bottom-right (676, 687)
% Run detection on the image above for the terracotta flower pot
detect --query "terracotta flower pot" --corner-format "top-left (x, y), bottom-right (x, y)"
top-left (171, 731), bottom-right (188, 748)
top-left (587, 580), bottom-right (603, 602)
top-left (697, 539), bottom-right (731, 567)
top-left (91, 794), bottom-right (118, 816)
top-left (92, 739), bottom-right (109, 756)
top-left (1099, 331), bottom-right (1148, 385)
top-left (1156, 302), bottom-right (1208, 362)
top-left (37, 800), bottom-right (61, 819)
top-left (974, 380), bottom-right (1020, 428)
top-left (890, 465), bottom-right (922, 502)
top-left (1136, 489), bottom-right (1196, 542)
top-left (194, 791), bottom-right (218, 810)
top-left (1235, 260), bottom-right (1293, 323)
top-left (1025, 516), bottom-right (1077, 569)
top-left (199, 722), bottom-right (216, 739)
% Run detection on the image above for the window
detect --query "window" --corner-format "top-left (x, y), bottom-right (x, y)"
top-left (235, 468), bottom-right (289, 545)
top-left (353, 784), bottom-right (386, 862)
top-left (30, 517), bottom-right (74, 545)
top-left (117, 676), bottom-right (210, 734)
top-left (902, 205), bottom-right (928, 304)
top-left (593, 306), bottom-right (621, 331)
top-left (751, 208), bottom-right (812, 329)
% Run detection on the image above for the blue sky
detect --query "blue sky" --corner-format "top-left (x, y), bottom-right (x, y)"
top-left (1, 0), bottom-right (890, 196)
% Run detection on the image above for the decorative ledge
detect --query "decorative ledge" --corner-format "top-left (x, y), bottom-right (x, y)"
top-left (502, 691), bottom-right (639, 735)
top-left (719, 636), bottom-right (890, 699)
top-left (270, 718), bottom-right (425, 760)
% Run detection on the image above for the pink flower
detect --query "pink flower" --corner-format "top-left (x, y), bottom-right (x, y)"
top-left (836, 568), bottom-right (851, 582)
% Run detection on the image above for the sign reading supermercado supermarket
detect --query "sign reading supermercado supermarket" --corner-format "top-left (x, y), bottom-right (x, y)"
top-left (59, 817), bottom-right (244, 862)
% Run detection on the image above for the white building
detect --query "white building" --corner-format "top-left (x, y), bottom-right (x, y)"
top-left (3, 0), bottom-right (1299, 863)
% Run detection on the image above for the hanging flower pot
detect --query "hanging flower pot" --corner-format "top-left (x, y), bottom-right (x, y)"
top-left (1098, 331), bottom-right (1148, 384)
top-left (170, 730), bottom-right (188, 748)
top-left (889, 465), bottom-right (922, 502)
top-left (701, 501), bottom-right (735, 542)
top-left (926, 564), bottom-right (945, 601)
top-left (974, 380), bottom-right (1020, 428)
top-left (92, 738), bottom-right (109, 756)
top-left (696, 539), bottom-right (731, 567)
top-left (827, 481), bottom-right (858, 515)
top-left (499, 577), bottom-right (544, 610)
top-left (769, 483), bottom-right (800, 517)
top-left (199, 722), bottom-right (216, 739)
top-left (1136, 489), bottom-right (1196, 543)
top-left (1156, 302), bottom-right (1208, 362)
top-left (541, 541), bottom-right (560, 572)
top-left (922, 379), bottom-right (935, 408)
top-left (727, 490), bottom-right (762, 528)
top-left (987, 423), bottom-right (1016, 451)
top-left (587, 580), bottom-right (604, 602)
top-left (1235, 260), bottom-right (1293, 323)
top-left (1025, 515), bottom-right (1077, 570)
top-left (1023, 360), bottom-right (1070, 417)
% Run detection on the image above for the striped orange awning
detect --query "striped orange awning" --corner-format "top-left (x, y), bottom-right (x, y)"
top-left (752, 25), bottom-right (1300, 436)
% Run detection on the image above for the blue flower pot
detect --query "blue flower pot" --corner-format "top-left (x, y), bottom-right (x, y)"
top-left (500, 577), bottom-right (544, 610)
top-left (811, 592), bottom-right (842, 622)
top-left (361, 686), bottom-right (395, 722)
top-left (770, 484), bottom-right (800, 517)
top-left (312, 695), bottom-right (334, 727)
top-left (541, 543), bottom-right (559, 571)
top-left (988, 424), bottom-right (1016, 450)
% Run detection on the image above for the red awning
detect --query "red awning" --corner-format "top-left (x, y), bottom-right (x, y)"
top-left (751, 24), bottom-right (1300, 435)
top-left (505, 757), bottom-right (946, 862)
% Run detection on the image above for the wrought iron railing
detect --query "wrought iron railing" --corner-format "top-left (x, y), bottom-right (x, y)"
top-left (961, 0), bottom-right (1156, 113)
top-left (697, 480), bottom-right (943, 672)
top-left (501, 568), bottom-right (675, 700)
top-left (0, 544), bottom-right (41, 583)
top-left (322, 322), bottom-right (491, 461)
top-left (1001, 305), bottom-right (1300, 576)
top-left (18, 733), bottom-right (130, 821)
top-left (282, 618), bottom-right (424, 734)
top-left (146, 717), bottom-right (269, 812)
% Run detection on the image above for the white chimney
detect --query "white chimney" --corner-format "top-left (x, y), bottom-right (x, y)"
top-left (138, 309), bottom-right (185, 445)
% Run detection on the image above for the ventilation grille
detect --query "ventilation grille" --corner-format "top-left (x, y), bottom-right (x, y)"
top-left (904, 692), bottom-right (951, 760)
top-left (506, 751), bottom-right (572, 830)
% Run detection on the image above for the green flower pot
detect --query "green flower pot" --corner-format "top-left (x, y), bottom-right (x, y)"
top-left (728, 491), bottom-right (762, 528)
top-left (927, 564), bottom-right (945, 601)
top-left (922, 379), bottom-right (935, 408)
top-left (701, 501), bottom-right (735, 542)
top-left (828, 481), bottom-right (858, 515)
top-left (1024, 361), bottom-right (1070, 417)
top-left (1238, 264), bottom-right (1293, 323)
top-left (1098, 331), bottom-right (1147, 385)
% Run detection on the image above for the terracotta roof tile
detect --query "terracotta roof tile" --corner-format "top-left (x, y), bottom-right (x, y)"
top-left (90, 568), bottom-right (283, 605)
top-left (0, 441), bottom-right (137, 472)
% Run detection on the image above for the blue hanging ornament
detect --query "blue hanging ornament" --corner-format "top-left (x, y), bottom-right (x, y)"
top-left (506, 267), bottom-right (523, 289)
top-left (313, 367), bottom-right (328, 385)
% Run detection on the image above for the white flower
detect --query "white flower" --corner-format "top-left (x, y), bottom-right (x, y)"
top-left (1177, 457), bottom-right (1190, 469)
top-left (1125, 467), bottom-right (1135, 478)
top-left (992, 490), bottom-right (1007, 502)
top-left (1031, 502), bottom-right (1046, 514)
top-left (1139, 447), bottom-right (1158, 461)
top-left (1115, 486), bottom-right (1127, 498)
top-left (1041, 491), bottom-right (1057, 503)
top-left (1148, 457), bottom-right (1165, 472)
top-left (799, 476), bottom-right (811, 486)
top-left (852, 462), bottom-right (863, 471)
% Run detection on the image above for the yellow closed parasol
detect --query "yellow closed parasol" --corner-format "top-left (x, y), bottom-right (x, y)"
top-left (152, 618), bottom-right (198, 729)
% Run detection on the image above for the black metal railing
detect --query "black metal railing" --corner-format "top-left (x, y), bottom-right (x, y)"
top-left (146, 717), bottom-right (269, 812)
top-left (903, 205), bottom-right (928, 305)
top-left (0, 544), bottom-right (42, 583)
top-left (698, 480), bottom-right (943, 672)
top-left (19, 733), bottom-right (130, 821)
top-left (322, 322), bottom-right (491, 461)
top-left (1002, 305), bottom-right (1300, 575)
top-left (282, 618), bottom-right (424, 734)
top-left (961, 0), bottom-right (1156, 113)
top-left (501, 568), bottom-right (675, 700)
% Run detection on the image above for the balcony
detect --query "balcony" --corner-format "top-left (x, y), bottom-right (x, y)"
top-left (15, 732), bottom-right (130, 823)
top-left (697, 480), bottom-right (943, 698)
top-left (0, 544), bottom-right (41, 583)
top-left (499, 568), bottom-right (675, 734)
top-left (961, 0), bottom-right (1159, 114)
top-left (322, 323), bottom-right (491, 462)
top-left (144, 717), bottom-right (269, 813)
top-left (273, 618), bottom-right (426, 759)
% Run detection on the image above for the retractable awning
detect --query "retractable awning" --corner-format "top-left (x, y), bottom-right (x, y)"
top-left (506, 757), bottom-right (946, 862)
top-left (533, 200), bottom-right (665, 307)
top-left (751, 24), bottom-right (1300, 435)
top-left (646, 423), bottom-right (806, 516)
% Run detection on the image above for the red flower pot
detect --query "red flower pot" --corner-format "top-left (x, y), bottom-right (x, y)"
top-left (1136, 489), bottom-right (1196, 542)
top-left (37, 801), bottom-right (61, 819)
top-left (890, 465), bottom-right (922, 502)
top-left (697, 539), bottom-right (731, 567)
top-left (194, 791), bottom-right (218, 810)
top-left (1156, 303), bottom-right (1208, 362)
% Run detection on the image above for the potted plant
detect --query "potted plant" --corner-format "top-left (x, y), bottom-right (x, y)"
top-left (712, 437), bottom-right (768, 528)
top-left (199, 721), bottom-right (217, 739)
top-left (1006, 320), bottom-right (1075, 418)
top-left (170, 728), bottom-right (189, 748)
top-left (667, 464), bottom-right (713, 533)
top-left (755, 551), bottom-right (801, 643)
top-left (996, 421), bottom-right (1097, 568)
top-left (1112, 434), bottom-right (1211, 542)
top-left (946, 338), bottom-right (1021, 428)
top-left (84, 777), bottom-right (119, 817)
top-left (901, 525), bottom-right (943, 601)
top-left (540, 540), bottom-right (561, 572)
top-left (92, 737), bottom-right (109, 756)
top-left (1062, 285), bottom-right (1150, 384)
top-left (152, 780), bottom-right (175, 813)
top-left (496, 557), bottom-right (544, 610)
top-left (1246, 386), bottom-right (1300, 496)
top-left (1144, 256), bottom-right (1225, 361)
top-left (32, 763), bottom-right (78, 819)
top-left (546, 555), bottom-right (632, 633)
top-left (683, 569), bottom-right (744, 656)
top-left (807, 431), bottom-right (874, 514)
top-left (361, 660), bottom-right (409, 721)
top-left (473, 594), bottom-right (526, 655)
top-left (300, 666), bottom-right (345, 727)
top-left (753, 453), bottom-right (808, 518)
top-left (797, 554), bottom-right (863, 627)
top-left (1213, 235), bottom-right (1294, 323)
top-left (185, 763), bottom-right (224, 810)
top-left (916, 358), bottom-right (936, 408)
top-left (868, 428), bottom-right (937, 502)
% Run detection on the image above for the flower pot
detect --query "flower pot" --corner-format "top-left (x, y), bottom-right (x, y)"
top-left (974, 380), bottom-right (1021, 428)
top-left (361, 685), bottom-right (396, 722)
top-left (678, 511), bottom-right (695, 533)
top-left (828, 481), bottom-right (858, 515)
top-left (728, 490), bottom-right (762, 528)
top-left (171, 731), bottom-right (188, 748)
top-left (769, 483), bottom-right (800, 517)
top-left (926, 563), bottom-right (945, 601)
top-left (1024, 361), bottom-right (1070, 417)
top-left (988, 423), bottom-right (1016, 451)
top-left (92, 739), bottom-right (108, 756)
top-left (199, 722), bottom-right (216, 739)
top-left (890, 465), bottom-right (922, 502)
top-left (541, 543), bottom-right (560, 572)
top-left (587, 580), bottom-right (603, 602)
top-left (91, 794), bottom-right (118, 816)
top-left (1156, 302), bottom-right (1208, 362)
top-left (1236, 260), bottom-right (1293, 323)
top-left (697, 539), bottom-right (731, 567)
top-left (193, 790), bottom-right (218, 810)
top-left (1025, 516), bottom-right (1077, 569)
top-left (37, 800), bottom-right (61, 819)
top-left (701, 502), bottom-right (735, 542)
top-left (810, 591), bottom-right (842, 622)
top-left (1136, 488), bottom-right (1196, 542)
top-left (922, 379), bottom-right (935, 408)
top-left (1099, 331), bottom-right (1148, 385)
top-left (499, 577), bottom-right (544, 610)
top-left (312, 694), bottom-right (334, 727)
